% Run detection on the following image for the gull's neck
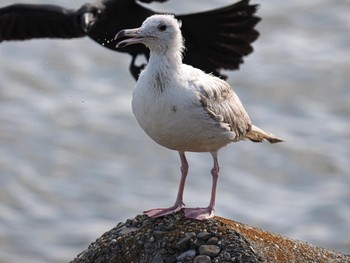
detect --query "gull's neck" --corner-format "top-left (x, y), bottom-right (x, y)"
top-left (148, 49), bottom-right (182, 73)
top-left (143, 49), bottom-right (182, 93)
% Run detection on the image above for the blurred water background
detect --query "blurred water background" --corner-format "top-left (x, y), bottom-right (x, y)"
top-left (0, 0), bottom-right (349, 262)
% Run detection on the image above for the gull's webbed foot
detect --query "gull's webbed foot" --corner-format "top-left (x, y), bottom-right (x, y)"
top-left (183, 207), bottom-right (215, 220)
top-left (144, 203), bottom-right (184, 218)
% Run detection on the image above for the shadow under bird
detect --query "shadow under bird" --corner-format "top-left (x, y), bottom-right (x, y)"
top-left (0, 0), bottom-right (260, 79)
top-left (115, 15), bottom-right (284, 220)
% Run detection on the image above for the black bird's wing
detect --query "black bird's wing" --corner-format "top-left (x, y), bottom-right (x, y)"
top-left (177, 0), bottom-right (260, 78)
top-left (0, 0), bottom-right (261, 80)
top-left (137, 0), bottom-right (168, 3)
top-left (0, 4), bottom-right (85, 42)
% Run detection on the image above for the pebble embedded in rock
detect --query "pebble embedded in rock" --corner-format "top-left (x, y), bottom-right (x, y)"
top-left (198, 244), bottom-right (221, 257)
top-left (222, 251), bottom-right (231, 261)
top-left (118, 227), bottom-right (138, 236)
top-left (152, 252), bottom-right (164, 263)
top-left (175, 232), bottom-right (196, 251)
top-left (193, 255), bottom-right (212, 263)
top-left (206, 237), bottom-right (218, 245)
top-left (177, 249), bottom-right (197, 261)
top-left (164, 255), bottom-right (177, 263)
top-left (153, 230), bottom-right (168, 238)
top-left (197, 232), bottom-right (212, 241)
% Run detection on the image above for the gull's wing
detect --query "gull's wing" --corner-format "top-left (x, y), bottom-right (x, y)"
top-left (191, 71), bottom-right (252, 139)
top-left (0, 4), bottom-right (85, 42)
top-left (177, 0), bottom-right (260, 78)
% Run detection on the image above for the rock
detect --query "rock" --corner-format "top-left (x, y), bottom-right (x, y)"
top-left (70, 211), bottom-right (350, 263)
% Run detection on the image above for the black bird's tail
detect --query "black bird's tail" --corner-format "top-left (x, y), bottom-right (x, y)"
top-left (177, 0), bottom-right (261, 78)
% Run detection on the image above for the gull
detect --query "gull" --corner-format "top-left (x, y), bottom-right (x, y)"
top-left (0, 0), bottom-right (260, 80)
top-left (115, 14), bottom-right (284, 220)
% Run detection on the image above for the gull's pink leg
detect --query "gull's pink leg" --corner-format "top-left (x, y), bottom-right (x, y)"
top-left (144, 151), bottom-right (188, 218)
top-left (184, 151), bottom-right (219, 220)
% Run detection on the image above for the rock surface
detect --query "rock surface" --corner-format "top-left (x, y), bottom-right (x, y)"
top-left (70, 212), bottom-right (349, 263)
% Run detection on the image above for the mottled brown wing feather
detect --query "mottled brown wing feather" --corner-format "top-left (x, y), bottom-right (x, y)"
top-left (197, 78), bottom-right (252, 140)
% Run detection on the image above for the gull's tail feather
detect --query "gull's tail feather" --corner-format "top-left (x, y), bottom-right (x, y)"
top-left (245, 125), bottom-right (284, 144)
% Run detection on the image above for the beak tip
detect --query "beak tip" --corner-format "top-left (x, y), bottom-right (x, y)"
top-left (115, 28), bottom-right (143, 49)
top-left (115, 42), bottom-right (125, 49)
top-left (114, 29), bottom-right (125, 41)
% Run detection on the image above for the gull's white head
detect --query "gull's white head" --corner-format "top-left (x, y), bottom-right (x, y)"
top-left (115, 14), bottom-right (184, 55)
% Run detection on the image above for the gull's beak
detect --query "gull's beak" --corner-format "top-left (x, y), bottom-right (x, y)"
top-left (115, 28), bottom-right (145, 49)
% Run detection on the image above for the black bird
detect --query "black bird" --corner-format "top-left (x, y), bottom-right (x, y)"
top-left (0, 0), bottom-right (260, 79)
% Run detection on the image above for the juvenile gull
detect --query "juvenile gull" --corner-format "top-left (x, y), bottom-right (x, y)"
top-left (0, 0), bottom-right (260, 80)
top-left (115, 14), bottom-right (284, 220)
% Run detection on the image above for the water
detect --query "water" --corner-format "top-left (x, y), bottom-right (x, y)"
top-left (0, 0), bottom-right (349, 262)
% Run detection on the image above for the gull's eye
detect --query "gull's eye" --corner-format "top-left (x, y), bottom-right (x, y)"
top-left (158, 24), bottom-right (167, 31)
